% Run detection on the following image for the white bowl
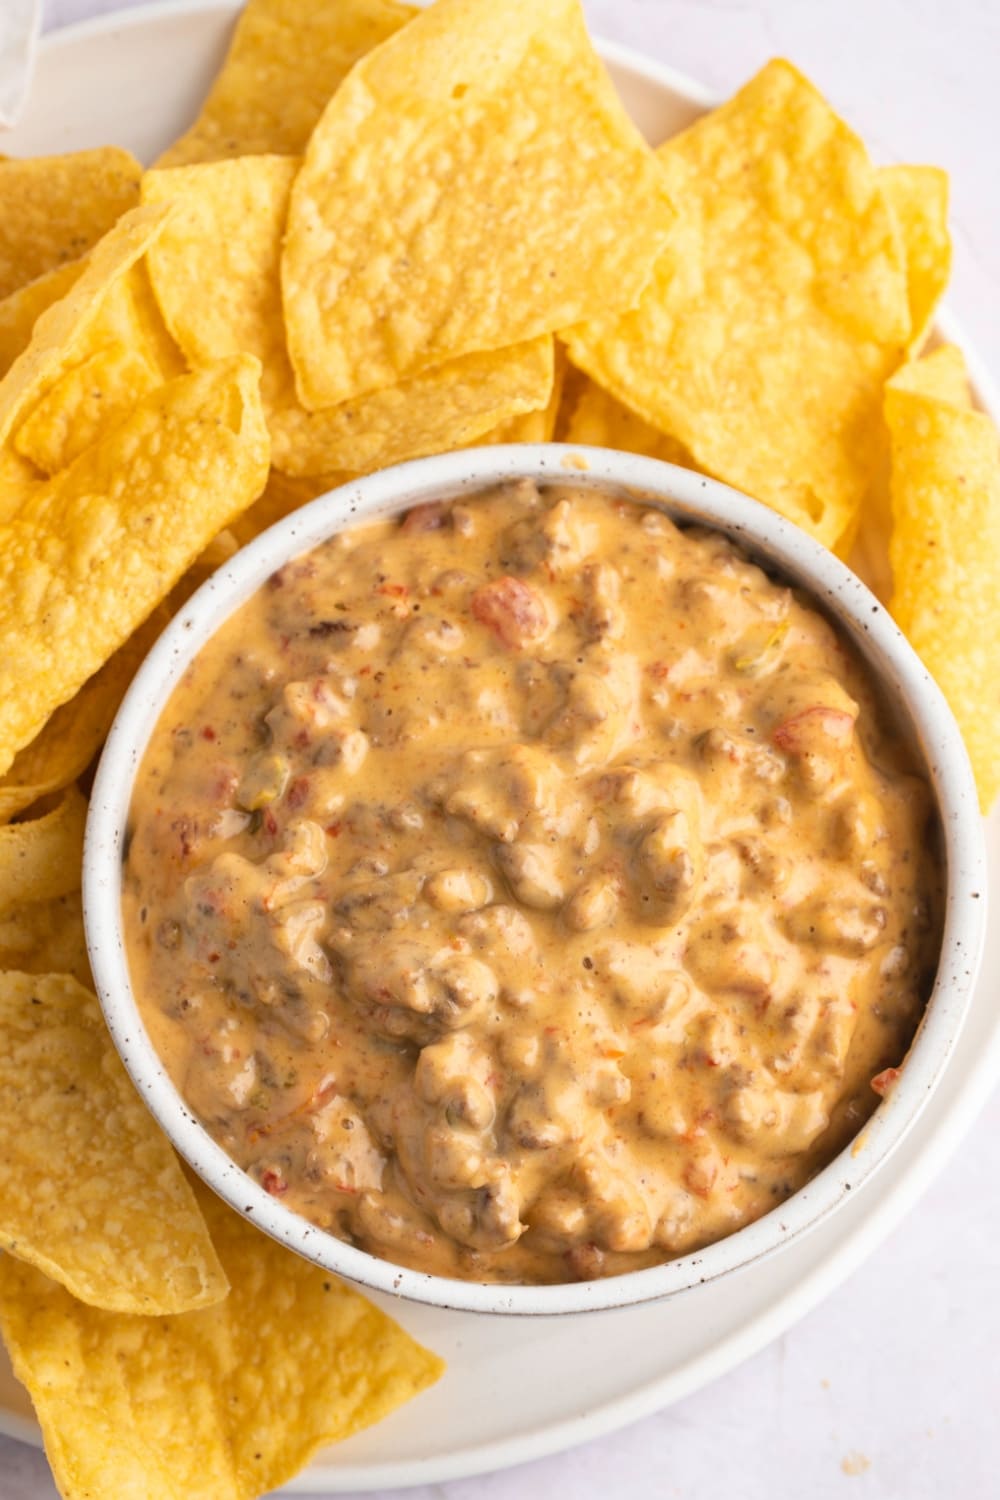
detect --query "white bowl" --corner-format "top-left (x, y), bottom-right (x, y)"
top-left (84, 445), bottom-right (988, 1316)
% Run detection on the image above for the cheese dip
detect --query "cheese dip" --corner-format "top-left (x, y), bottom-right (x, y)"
top-left (123, 481), bottom-right (941, 1284)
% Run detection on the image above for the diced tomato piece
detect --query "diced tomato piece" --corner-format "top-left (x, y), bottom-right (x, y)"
top-left (261, 1169), bottom-right (287, 1196)
top-left (470, 575), bottom-right (548, 648)
top-left (772, 706), bottom-right (855, 754)
top-left (286, 776), bottom-right (310, 810)
top-left (871, 1066), bottom-right (901, 1097)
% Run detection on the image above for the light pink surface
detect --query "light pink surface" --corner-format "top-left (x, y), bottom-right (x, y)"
top-left (3, 3), bottom-right (999, 1498)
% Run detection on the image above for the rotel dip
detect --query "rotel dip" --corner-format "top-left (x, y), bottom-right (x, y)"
top-left (123, 481), bottom-right (942, 1284)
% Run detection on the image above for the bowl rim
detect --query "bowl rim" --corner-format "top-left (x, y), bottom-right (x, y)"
top-left (84, 443), bottom-right (988, 1316)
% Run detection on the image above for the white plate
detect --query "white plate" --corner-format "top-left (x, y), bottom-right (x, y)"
top-left (1, 3), bottom-right (998, 1491)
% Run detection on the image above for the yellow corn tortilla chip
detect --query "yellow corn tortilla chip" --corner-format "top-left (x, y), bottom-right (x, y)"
top-left (880, 165), bottom-right (950, 357)
top-left (476, 345), bottom-right (567, 445)
top-left (0, 205), bottom-right (176, 515)
top-left (889, 342), bottom-right (972, 408)
top-left (15, 343), bottom-right (160, 475)
top-left (842, 471), bottom-right (892, 603)
top-left (0, 891), bottom-right (90, 988)
top-left (143, 155), bottom-right (554, 473)
top-left (282, 0), bottom-right (676, 409)
top-left (552, 358), bottom-right (590, 442)
top-left (0, 1184), bottom-right (443, 1500)
top-left (476, 410), bottom-right (550, 446)
top-left (158, 0), bottom-right (416, 166)
top-left (563, 371), bottom-right (695, 465)
top-left (0, 787), bottom-right (86, 916)
top-left (0, 355), bottom-right (269, 777)
top-left (848, 344), bottom-right (975, 604)
top-left (274, 337), bottom-right (554, 474)
top-left (886, 359), bottom-right (1000, 811)
top-left (565, 59), bottom-right (911, 547)
top-left (0, 259), bottom-right (87, 382)
top-left (0, 449), bottom-right (42, 523)
top-left (12, 261), bottom-right (184, 476)
top-left (142, 156), bottom-right (297, 400)
top-left (0, 972), bottom-right (228, 1313)
top-left (0, 148), bottom-right (142, 300)
top-left (0, 610), bottom-right (168, 823)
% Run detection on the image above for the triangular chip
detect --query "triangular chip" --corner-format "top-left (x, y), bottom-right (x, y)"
top-left (0, 609), bottom-right (169, 823)
top-left (282, 0), bottom-right (676, 408)
top-left (475, 345), bottom-right (568, 445)
top-left (272, 337), bottom-right (554, 474)
top-left (0, 786), bottom-right (86, 915)
top-left (886, 350), bottom-right (1000, 811)
top-left (0, 148), bottom-right (142, 299)
top-left (880, 165), bottom-right (950, 356)
top-left (849, 343), bottom-right (977, 603)
top-left (10, 257), bottom-right (184, 476)
top-left (565, 59), bottom-right (911, 546)
top-left (14, 328), bottom-right (167, 476)
top-left (889, 342), bottom-right (972, 407)
top-left (0, 1183), bottom-right (442, 1500)
top-left (0, 258), bottom-right (87, 382)
top-left (0, 972), bottom-right (228, 1313)
top-left (0, 891), bottom-right (90, 988)
top-left (0, 203), bottom-right (180, 509)
top-left (563, 371), bottom-right (695, 466)
top-left (143, 155), bottom-right (553, 474)
top-left (157, 0), bottom-right (416, 165)
top-left (0, 355), bottom-right (269, 775)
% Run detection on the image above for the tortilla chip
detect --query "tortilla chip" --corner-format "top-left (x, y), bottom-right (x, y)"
top-left (0, 356), bottom-right (269, 777)
top-left (0, 891), bottom-right (90, 987)
top-left (0, 1184), bottom-right (442, 1500)
top-left (15, 344), bottom-right (156, 475)
top-left (0, 149), bottom-right (142, 300)
top-left (552, 358), bottom-right (590, 441)
top-left (0, 259), bottom-right (87, 382)
top-left (143, 156), bottom-right (297, 397)
top-left (842, 471), bottom-right (892, 603)
top-left (565, 59), bottom-right (911, 547)
top-left (890, 342), bottom-right (972, 408)
top-left (886, 356), bottom-right (1000, 811)
top-left (880, 165), bottom-right (950, 356)
top-left (0, 611), bottom-right (168, 823)
top-left (14, 263), bottom-right (184, 475)
top-left (276, 337), bottom-right (554, 474)
top-left (159, 0), bottom-right (416, 167)
top-left (0, 205), bottom-right (176, 514)
top-left (563, 371), bottom-right (694, 464)
top-left (0, 972), bottom-right (228, 1313)
top-left (282, 0), bottom-right (676, 409)
top-left (0, 449), bottom-right (43, 524)
top-left (849, 344), bottom-right (976, 605)
top-left (0, 787), bottom-right (86, 916)
top-left (476, 345), bottom-right (567, 445)
top-left (144, 155), bottom-right (554, 473)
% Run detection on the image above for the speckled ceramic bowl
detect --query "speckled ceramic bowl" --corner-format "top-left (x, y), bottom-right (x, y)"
top-left (83, 445), bottom-right (988, 1316)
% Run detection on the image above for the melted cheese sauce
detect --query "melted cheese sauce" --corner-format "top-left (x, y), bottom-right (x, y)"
top-left (124, 482), bottom-right (941, 1283)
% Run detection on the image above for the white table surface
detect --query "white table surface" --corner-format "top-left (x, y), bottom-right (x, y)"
top-left (3, 2), bottom-right (999, 1497)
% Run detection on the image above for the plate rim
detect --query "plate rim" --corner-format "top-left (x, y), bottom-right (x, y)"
top-left (4, 1), bottom-right (1000, 1489)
